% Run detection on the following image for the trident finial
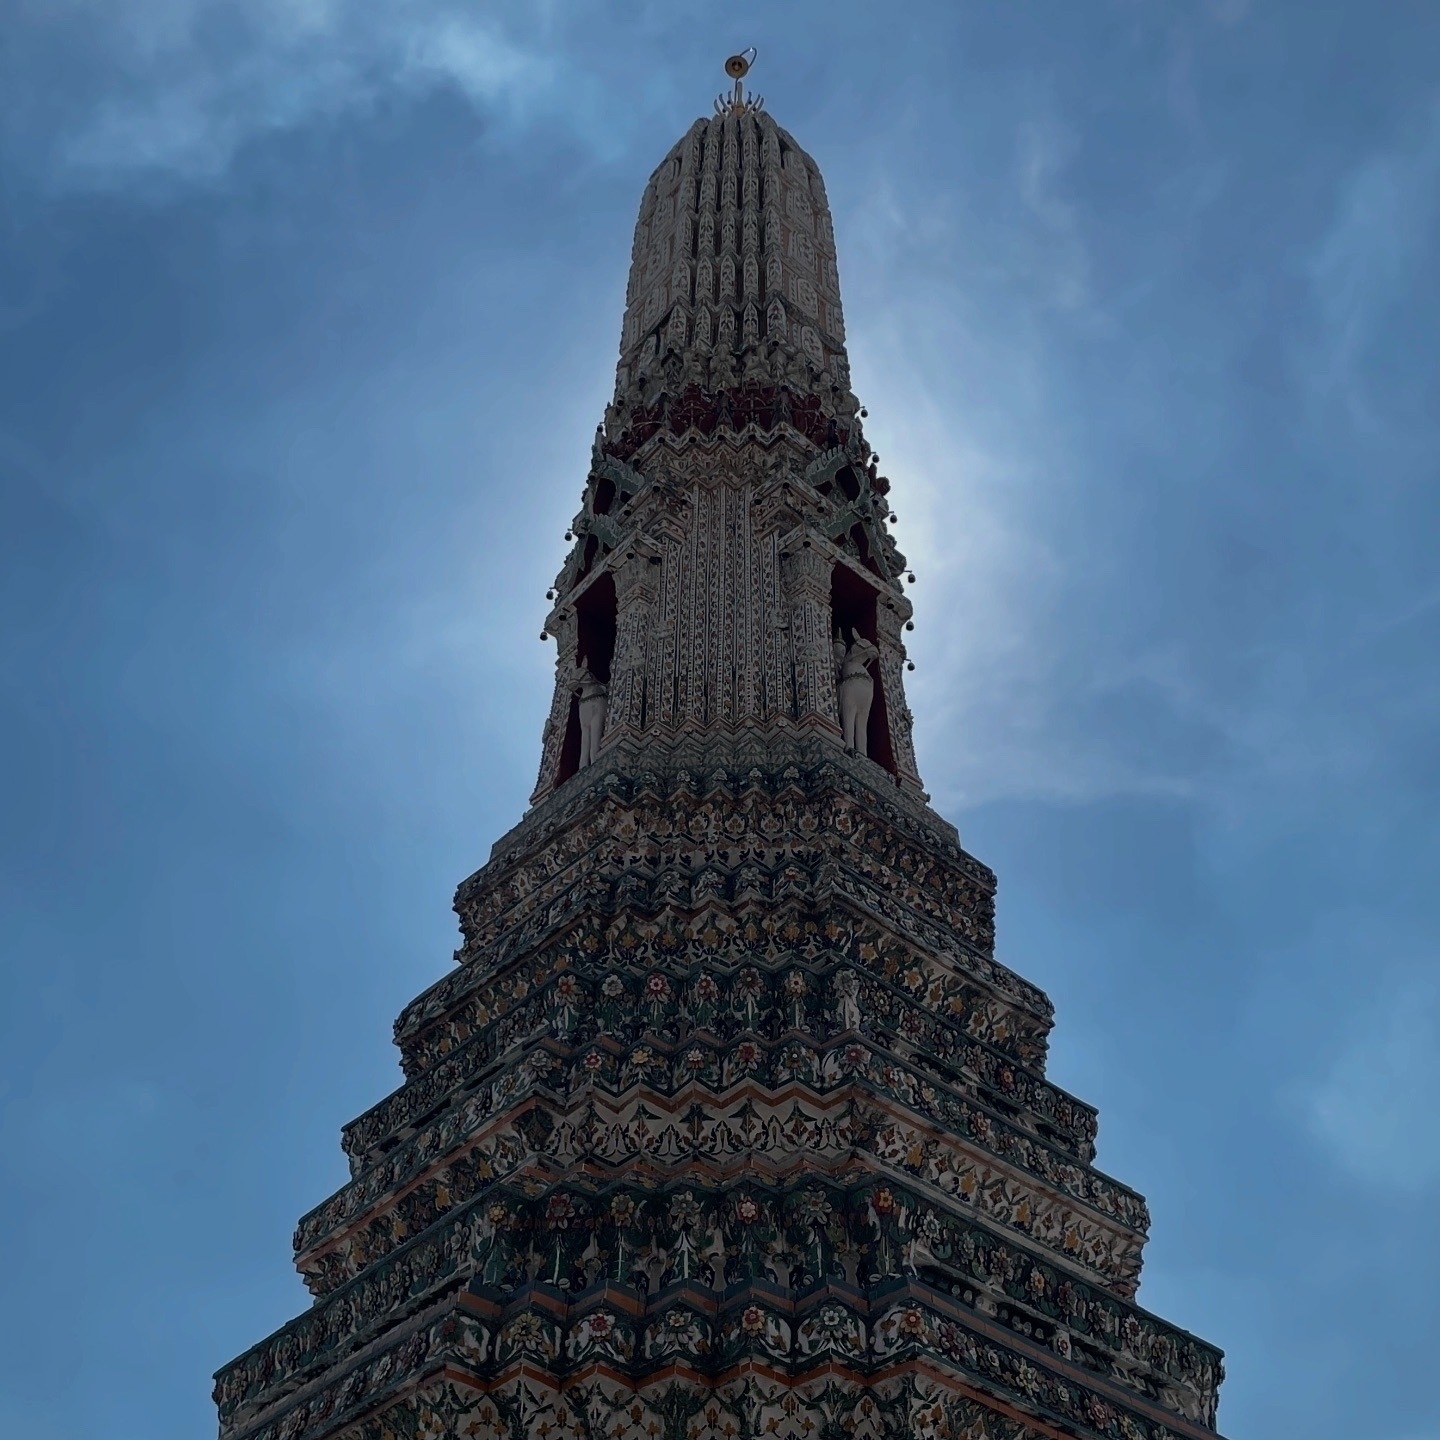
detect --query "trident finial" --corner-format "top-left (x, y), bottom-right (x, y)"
top-left (716, 48), bottom-right (764, 116)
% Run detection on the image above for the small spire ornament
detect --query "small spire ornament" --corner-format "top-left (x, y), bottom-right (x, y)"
top-left (716, 47), bottom-right (763, 115)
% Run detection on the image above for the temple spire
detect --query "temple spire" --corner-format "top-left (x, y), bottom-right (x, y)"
top-left (530, 95), bottom-right (922, 801)
top-left (214, 91), bottom-right (1227, 1440)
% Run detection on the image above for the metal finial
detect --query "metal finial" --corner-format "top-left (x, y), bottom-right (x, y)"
top-left (716, 48), bottom-right (764, 116)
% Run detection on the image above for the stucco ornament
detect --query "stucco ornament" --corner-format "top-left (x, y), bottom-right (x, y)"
top-left (569, 664), bottom-right (608, 769)
top-left (835, 634), bottom-right (880, 756)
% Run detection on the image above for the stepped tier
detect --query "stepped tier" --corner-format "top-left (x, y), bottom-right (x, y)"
top-left (215, 761), bottom-right (1221, 1440)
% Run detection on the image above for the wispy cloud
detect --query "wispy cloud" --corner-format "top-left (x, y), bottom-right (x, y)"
top-left (1302, 97), bottom-right (1440, 440)
top-left (1305, 970), bottom-right (1440, 1193)
top-left (1015, 118), bottom-right (1093, 315)
top-left (3, 0), bottom-right (591, 187)
top-left (839, 137), bottom-right (1229, 812)
top-left (838, 86), bottom-right (1440, 827)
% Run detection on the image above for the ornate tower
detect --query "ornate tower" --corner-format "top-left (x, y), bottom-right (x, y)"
top-left (215, 67), bottom-right (1225, 1440)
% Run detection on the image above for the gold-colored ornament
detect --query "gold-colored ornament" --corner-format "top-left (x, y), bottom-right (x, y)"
top-left (716, 47), bottom-right (763, 115)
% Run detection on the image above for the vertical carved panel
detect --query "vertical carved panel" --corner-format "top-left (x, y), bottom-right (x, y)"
top-left (652, 526), bottom-right (683, 728)
top-left (876, 597), bottom-right (921, 786)
top-left (530, 609), bottom-right (579, 802)
top-left (780, 538), bottom-right (839, 727)
top-left (608, 553), bottom-right (658, 734)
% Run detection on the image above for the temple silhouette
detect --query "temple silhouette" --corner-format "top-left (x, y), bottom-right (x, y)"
top-left (214, 63), bottom-right (1225, 1440)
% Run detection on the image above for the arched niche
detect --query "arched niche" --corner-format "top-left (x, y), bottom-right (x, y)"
top-left (556, 572), bottom-right (618, 784)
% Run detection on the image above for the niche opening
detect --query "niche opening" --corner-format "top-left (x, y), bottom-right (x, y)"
top-left (556, 573), bottom-right (617, 785)
top-left (830, 564), bottom-right (896, 776)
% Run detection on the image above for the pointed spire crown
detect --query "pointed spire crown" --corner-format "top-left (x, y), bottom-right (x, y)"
top-left (609, 90), bottom-right (858, 443)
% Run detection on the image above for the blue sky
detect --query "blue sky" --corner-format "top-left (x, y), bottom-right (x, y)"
top-left (1, 3), bottom-right (1437, 1437)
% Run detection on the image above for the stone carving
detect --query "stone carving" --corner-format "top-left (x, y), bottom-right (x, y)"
top-left (834, 633), bottom-right (880, 756)
top-left (833, 967), bottom-right (864, 1032)
top-left (570, 664), bottom-right (608, 769)
top-left (215, 90), bottom-right (1225, 1440)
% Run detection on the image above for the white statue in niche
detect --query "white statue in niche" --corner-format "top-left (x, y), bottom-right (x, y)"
top-left (571, 663), bottom-right (609, 769)
top-left (833, 633), bottom-right (880, 757)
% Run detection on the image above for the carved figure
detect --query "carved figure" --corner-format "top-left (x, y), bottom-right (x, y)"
top-left (571, 664), bottom-right (608, 768)
top-left (833, 969), bottom-right (864, 1033)
top-left (833, 634), bottom-right (879, 756)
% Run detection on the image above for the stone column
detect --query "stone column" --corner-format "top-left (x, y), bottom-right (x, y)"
top-left (529, 607), bottom-right (578, 803)
top-left (604, 548), bottom-right (659, 739)
top-left (780, 533), bottom-right (840, 729)
top-left (876, 594), bottom-right (923, 790)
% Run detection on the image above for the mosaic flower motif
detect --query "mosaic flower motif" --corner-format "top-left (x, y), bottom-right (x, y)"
top-left (545, 1193), bottom-right (577, 1226)
top-left (668, 1192), bottom-right (704, 1228)
top-left (1086, 1396), bottom-right (1115, 1428)
top-left (794, 1190), bottom-right (833, 1223)
top-left (505, 1313), bottom-right (546, 1346)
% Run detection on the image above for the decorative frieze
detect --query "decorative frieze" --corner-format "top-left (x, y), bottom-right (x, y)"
top-left (218, 1276), bottom-right (1219, 1440)
top-left (344, 933), bottom-right (1082, 1175)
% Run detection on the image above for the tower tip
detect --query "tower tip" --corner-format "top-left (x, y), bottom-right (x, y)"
top-left (716, 48), bottom-right (763, 116)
